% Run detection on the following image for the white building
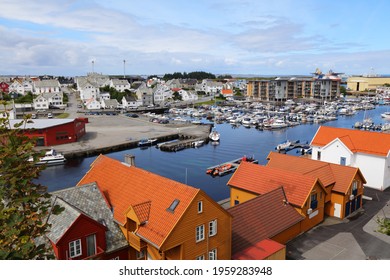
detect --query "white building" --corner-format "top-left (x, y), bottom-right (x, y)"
top-left (85, 98), bottom-right (101, 110)
top-left (311, 126), bottom-right (390, 191)
top-left (110, 79), bottom-right (130, 92)
top-left (33, 92), bottom-right (65, 110)
top-left (33, 79), bottom-right (61, 94)
top-left (122, 95), bottom-right (142, 109)
top-left (9, 80), bottom-right (25, 95)
top-left (101, 99), bottom-right (119, 109)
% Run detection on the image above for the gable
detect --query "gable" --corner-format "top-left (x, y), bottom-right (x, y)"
top-left (77, 155), bottom-right (200, 248)
top-left (228, 161), bottom-right (322, 207)
top-left (311, 126), bottom-right (390, 157)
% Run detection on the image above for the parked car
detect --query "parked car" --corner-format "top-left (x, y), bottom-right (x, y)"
top-left (125, 113), bottom-right (139, 118)
top-left (47, 113), bottom-right (53, 118)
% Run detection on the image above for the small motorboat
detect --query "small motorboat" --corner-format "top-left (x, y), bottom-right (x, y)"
top-left (138, 138), bottom-right (158, 147)
top-left (30, 149), bottom-right (67, 165)
top-left (276, 140), bottom-right (292, 151)
top-left (209, 128), bottom-right (220, 141)
top-left (193, 140), bottom-right (205, 148)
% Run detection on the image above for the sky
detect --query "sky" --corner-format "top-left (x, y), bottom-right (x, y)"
top-left (1, 0), bottom-right (390, 77)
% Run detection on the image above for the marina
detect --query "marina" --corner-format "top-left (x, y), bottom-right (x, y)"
top-left (37, 102), bottom-right (390, 202)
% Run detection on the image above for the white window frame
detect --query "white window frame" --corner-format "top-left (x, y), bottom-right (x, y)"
top-left (69, 239), bottom-right (82, 258)
top-left (209, 219), bottom-right (217, 237)
top-left (209, 248), bottom-right (217, 260)
top-left (196, 255), bottom-right (205, 260)
top-left (196, 224), bottom-right (205, 242)
top-left (198, 201), bottom-right (203, 213)
top-left (136, 250), bottom-right (145, 260)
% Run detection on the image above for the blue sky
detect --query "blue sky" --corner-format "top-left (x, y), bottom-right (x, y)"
top-left (1, 0), bottom-right (390, 76)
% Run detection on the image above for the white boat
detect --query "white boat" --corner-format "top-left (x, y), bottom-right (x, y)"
top-left (276, 140), bottom-right (291, 151)
top-left (381, 112), bottom-right (390, 119)
top-left (270, 119), bottom-right (288, 129)
top-left (193, 140), bottom-right (205, 147)
top-left (31, 149), bottom-right (67, 165)
top-left (138, 138), bottom-right (158, 147)
top-left (209, 129), bottom-right (220, 141)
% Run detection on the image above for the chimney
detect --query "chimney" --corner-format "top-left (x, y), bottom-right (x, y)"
top-left (124, 154), bottom-right (135, 166)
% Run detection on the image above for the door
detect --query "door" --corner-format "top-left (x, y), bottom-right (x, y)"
top-left (356, 195), bottom-right (362, 210)
top-left (351, 198), bottom-right (356, 213)
top-left (86, 234), bottom-right (96, 257)
top-left (334, 203), bottom-right (341, 218)
top-left (345, 201), bottom-right (350, 217)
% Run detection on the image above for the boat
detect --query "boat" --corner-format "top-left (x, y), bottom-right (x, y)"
top-left (381, 112), bottom-right (390, 119)
top-left (30, 149), bottom-right (67, 165)
top-left (209, 128), bottom-right (220, 141)
top-left (206, 156), bottom-right (258, 176)
top-left (192, 140), bottom-right (205, 148)
top-left (138, 138), bottom-right (158, 147)
top-left (276, 140), bottom-right (292, 151)
top-left (270, 119), bottom-right (288, 129)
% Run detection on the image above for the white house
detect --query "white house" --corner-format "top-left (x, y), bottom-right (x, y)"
top-left (110, 79), bottom-right (130, 92)
top-left (122, 95), bottom-right (142, 109)
top-left (85, 98), bottom-right (101, 110)
top-left (310, 126), bottom-right (390, 191)
top-left (33, 79), bottom-right (61, 94)
top-left (153, 84), bottom-right (172, 104)
top-left (101, 99), bottom-right (119, 109)
top-left (33, 92), bottom-right (65, 110)
top-left (33, 94), bottom-right (50, 110)
top-left (9, 80), bottom-right (25, 95)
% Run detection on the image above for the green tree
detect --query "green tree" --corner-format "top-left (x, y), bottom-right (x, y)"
top-left (0, 103), bottom-right (63, 259)
top-left (376, 216), bottom-right (390, 236)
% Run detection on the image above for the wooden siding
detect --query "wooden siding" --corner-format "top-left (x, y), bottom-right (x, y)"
top-left (161, 191), bottom-right (232, 260)
top-left (271, 222), bottom-right (302, 245)
top-left (55, 215), bottom-right (106, 260)
top-left (230, 187), bottom-right (258, 207)
top-left (265, 247), bottom-right (286, 260)
top-left (297, 183), bottom-right (325, 232)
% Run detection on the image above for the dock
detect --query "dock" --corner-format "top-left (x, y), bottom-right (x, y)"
top-left (276, 140), bottom-right (310, 153)
top-left (206, 157), bottom-right (258, 177)
top-left (159, 137), bottom-right (208, 152)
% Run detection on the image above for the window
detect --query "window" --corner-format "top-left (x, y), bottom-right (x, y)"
top-left (310, 193), bottom-right (318, 210)
top-left (209, 220), bottom-right (217, 237)
top-left (198, 201), bottom-right (203, 213)
top-left (196, 225), bottom-right (205, 242)
top-left (69, 239), bottom-right (82, 258)
top-left (209, 249), bottom-right (217, 260)
top-left (317, 151), bottom-right (321, 160)
top-left (196, 255), bottom-right (205, 260)
top-left (352, 181), bottom-right (358, 195)
top-left (167, 199), bottom-right (180, 213)
top-left (340, 157), bottom-right (346, 166)
top-left (136, 250), bottom-right (145, 260)
top-left (86, 234), bottom-right (96, 257)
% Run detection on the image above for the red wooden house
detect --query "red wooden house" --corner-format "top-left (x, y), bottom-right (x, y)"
top-left (0, 81), bottom-right (9, 94)
top-left (46, 183), bottom-right (129, 260)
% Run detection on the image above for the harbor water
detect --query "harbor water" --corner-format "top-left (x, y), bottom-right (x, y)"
top-left (38, 105), bottom-right (390, 202)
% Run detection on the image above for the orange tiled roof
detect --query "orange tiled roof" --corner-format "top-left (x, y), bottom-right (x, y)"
top-left (311, 126), bottom-right (390, 157)
top-left (77, 155), bottom-right (199, 248)
top-left (266, 152), bottom-right (366, 194)
top-left (222, 89), bottom-right (233, 95)
top-left (228, 161), bottom-right (321, 207)
top-left (232, 239), bottom-right (285, 260)
top-left (228, 187), bottom-right (303, 258)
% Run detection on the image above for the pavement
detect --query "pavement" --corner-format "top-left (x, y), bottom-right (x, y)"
top-left (286, 187), bottom-right (390, 260)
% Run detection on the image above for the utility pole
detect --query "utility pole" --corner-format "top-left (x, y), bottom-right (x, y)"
top-left (92, 60), bottom-right (95, 73)
top-left (123, 59), bottom-right (126, 78)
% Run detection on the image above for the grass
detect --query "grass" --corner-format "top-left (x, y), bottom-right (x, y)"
top-left (56, 113), bottom-right (70, 118)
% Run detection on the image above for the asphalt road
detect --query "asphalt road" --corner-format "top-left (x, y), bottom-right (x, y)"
top-left (286, 187), bottom-right (390, 260)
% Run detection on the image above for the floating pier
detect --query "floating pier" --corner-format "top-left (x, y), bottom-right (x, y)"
top-left (159, 137), bottom-right (208, 152)
top-left (276, 140), bottom-right (311, 153)
top-left (206, 157), bottom-right (258, 177)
